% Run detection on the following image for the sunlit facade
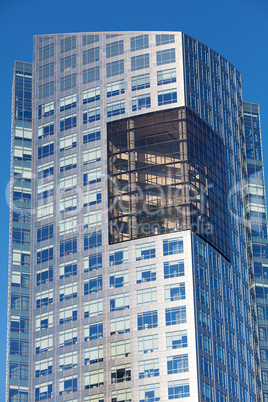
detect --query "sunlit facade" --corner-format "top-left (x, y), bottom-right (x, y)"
top-left (6, 32), bottom-right (268, 401)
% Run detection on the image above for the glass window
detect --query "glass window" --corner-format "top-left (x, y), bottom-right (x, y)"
top-left (36, 334), bottom-right (53, 354)
top-left (164, 260), bottom-right (184, 278)
top-left (163, 237), bottom-right (183, 256)
top-left (84, 209), bottom-right (101, 229)
top-left (84, 230), bottom-right (102, 250)
top-left (83, 47), bottom-right (99, 64)
top-left (83, 146), bottom-right (101, 165)
top-left (111, 339), bottom-right (130, 359)
top-left (38, 140), bottom-right (54, 159)
top-left (60, 237), bottom-right (77, 256)
top-left (139, 383), bottom-right (160, 402)
top-left (83, 86), bottom-right (100, 104)
top-left (166, 306), bottom-right (186, 326)
top-left (139, 359), bottom-right (159, 379)
top-left (59, 328), bottom-right (77, 347)
top-left (39, 43), bottom-right (54, 60)
top-left (36, 289), bottom-right (53, 308)
top-left (111, 389), bottom-right (131, 402)
top-left (131, 35), bottom-right (149, 51)
top-left (168, 379), bottom-right (190, 399)
top-left (137, 264), bottom-right (156, 283)
top-left (138, 310), bottom-right (158, 330)
top-left (83, 106), bottom-right (100, 123)
top-left (109, 247), bottom-right (128, 266)
top-left (137, 287), bottom-right (157, 306)
top-left (84, 299), bottom-right (103, 318)
top-left (138, 334), bottom-right (158, 354)
top-left (107, 79), bottom-right (125, 97)
top-left (37, 202), bottom-right (54, 220)
top-left (60, 174), bottom-right (77, 193)
top-left (83, 66), bottom-right (100, 84)
top-left (110, 269), bottom-right (129, 288)
top-left (60, 153), bottom-right (77, 172)
top-left (60, 282), bottom-right (77, 301)
top-left (136, 242), bottom-right (156, 260)
top-left (84, 322), bottom-right (103, 341)
top-left (165, 283), bottom-right (186, 301)
top-left (107, 99), bottom-right (125, 117)
top-left (38, 101), bottom-right (54, 119)
top-left (35, 381), bottom-right (52, 401)
top-left (158, 88), bottom-right (177, 106)
top-left (132, 94), bottom-right (151, 111)
top-left (166, 330), bottom-right (187, 349)
top-left (156, 34), bottom-right (175, 46)
top-left (85, 369), bottom-right (103, 389)
top-left (83, 126), bottom-right (101, 144)
top-left (59, 375), bottom-right (77, 395)
top-left (106, 60), bottom-right (124, 78)
top-left (36, 266), bottom-right (53, 286)
top-left (39, 81), bottom-right (54, 99)
top-left (36, 311), bottom-right (53, 331)
top-left (37, 245), bottom-right (53, 264)
top-left (60, 36), bottom-right (76, 53)
top-left (59, 305), bottom-right (77, 324)
top-left (83, 188), bottom-right (101, 207)
top-left (60, 132), bottom-right (76, 151)
top-left (111, 363), bottom-right (131, 384)
top-left (110, 316), bottom-right (130, 335)
top-left (83, 167), bottom-right (101, 185)
top-left (110, 292), bottom-right (129, 312)
top-left (85, 345), bottom-right (103, 365)
top-left (131, 54), bottom-right (149, 71)
top-left (157, 68), bottom-right (176, 85)
top-left (37, 223), bottom-right (53, 242)
top-left (60, 73), bottom-right (76, 91)
top-left (59, 257), bottom-right (76, 279)
top-left (83, 34), bottom-right (99, 46)
top-left (60, 94), bottom-right (77, 111)
top-left (132, 73), bottom-right (150, 91)
top-left (38, 160), bottom-right (54, 179)
top-left (60, 113), bottom-right (76, 131)
top-left (59, 351), bottom-right (77, 371)
top-left (156, 48), bottom-right (175, 65)
top-left (84, 253), bottom-right (102, 272)
top-left (38, 121), bottom-right (54, 139)
top-left (167, 354), bottom-right (188, 374)
top-left (60, 54), bottom-right (76, 73)
top-left (39, 62), bottom-right (54, 79)
top-left (106, 40), bottom-right (124, 58)
top-left (84, 275), bottom-right (102, 295)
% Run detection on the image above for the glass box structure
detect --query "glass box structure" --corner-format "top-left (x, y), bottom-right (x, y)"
top-left (5, 32), bottom-right (268, 402)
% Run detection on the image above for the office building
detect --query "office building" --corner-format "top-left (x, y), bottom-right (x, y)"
top-left (6, 31), bottom-right (268, 401)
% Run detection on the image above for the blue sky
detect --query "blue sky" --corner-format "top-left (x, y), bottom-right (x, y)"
top-left (0, 0), bottom-right (267, 396)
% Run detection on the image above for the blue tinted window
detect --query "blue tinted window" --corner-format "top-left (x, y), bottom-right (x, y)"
top-left (131, 54), bottom-right (149, 71)
top-left (166, 306), bottom-right (186, 326)
top-left (167, 354), bottom-right (188, 374)
top-left (84, 275), bottom-right (102, 295)
top-left (131, 34), bottom-right (149, 51)
top-left (156, 34), bottom-right (175, 46)
top-left (83, 66), bottom-right (100, 85)
top-left (132, 73), bottom-right (150, 91)
top-left (106, 60), bottom-right (124, 78)
top-left (106, 40), bottom-right (124, 58)
top-left (85, 253), bottom-right (102, 272)
top-left (138, 311), bottom-right (158, 330)
top-left (60, 237), bottom-right (77, 257)
top-left (84, 230), bottom-right (102, 250)
top-left (163, 238), bottom-right (183, 256)
top-left (164, 260), bottom-right (184, 278)
top-left (156, 49), bottom-right (175, 66)
top-left (158, 89), bottom-right (177, 106)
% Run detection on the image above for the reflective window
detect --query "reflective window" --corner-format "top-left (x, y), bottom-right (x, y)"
top-left (106, 40), bottom-right (124, 58)
top-left (156, 34), bottom-right (175, 46)
top-left (132, 73), bottom-right (150, 91)
top-left (83, 47), bottom-right (99, 64)
top-left (106, 60), bottom-right (124, 78)
top-left (131, 54), bottom-right (149, 71)
top-left (137, 264), bottom-right (156, 283)
top-left (137, 310), bottom-right (158, 330)
top-left (156, 48), bottom-right (175, 65)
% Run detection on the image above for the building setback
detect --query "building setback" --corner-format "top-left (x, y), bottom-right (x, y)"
top-left (5, 32), bottom-right (268, 401)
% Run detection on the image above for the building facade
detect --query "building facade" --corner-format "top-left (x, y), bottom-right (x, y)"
top-left (6, 32), bottom-right (268, 401)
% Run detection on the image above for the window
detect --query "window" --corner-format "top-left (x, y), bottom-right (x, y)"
top-left (35, 357), bottom-right (53, 378)
top-left (107, 99), bottom-right (125, 117)
top-left (139, 383), bottom-right (160, 402)
top-left (131, 54), bottom-right (149, 71)
top-left (12, 272), bottom-right (30, 288)
top-left (84, 299), bottom-right (103, 318)
top-left (60, 282), bottom-right (77, 301)
top-left (167, 330), bottom-right (187, 350)
top-left (39, 43), bottom-right (54, 60)
top-left (36, 312), bottom-right (53, 331)
top-left (110, 292), bottom-right (129, 311)
top-left (156, 34), bottom-right (175, 46)
top-left (83, 147), bottom-right (101, 165)
top-left (132, 73), bottom-right (150, 91)
top-left (83, 167), bottom-right (101, 185)
top-left (83, 34), bottom-right (99, 45)
top-left (36, 334), bottom-right (53, 354)
top-left (36, 266), bottom-right (53, 286)
top-left (139, 359), bottom-right (159, 379)
top-left (59, 375), bottom-right (77, 395)
top-left (132, 94), bottom-right (151, 111)
top-left (111, 364), bottom-right (131, 383)
top-left (201, 381), bottom-right (213, 401)
top-left (14, 145), bottom-right (32, 161)
top-left (136, 242), bottom-right (156, 260)
top-left (39, 81), bottom-right (54, 99)
top-left (60, 113), bottom-right (76, 131)
top-left (137, 288), bottom-right (157, 306)
top-left (111, 339), bottom-right (130, 359)
top-left (59, 260), bottom-right (77, 278)
top-left (84, 230), bottom-right (102, 250)
top-left (39, 62), bottom-right (54, 79)
top-left (14, 126), bottom-right (32, 140)
top-left (197, 285), bottom-right (209, 307)
top-left (83, 106), bottom-right (100, 123)
top-left (83, 126), bottom-right (101, 144)
top-left (60, 94), bottom-right (77, 112)
top-left (110, 316), bottom-right (130, 335)
top-left (131, 34), bottom-right (149, 51)
top-left (85, 345), bottom-right (103, 365)
top-left (167, 354), bottom-right (188, 374)
top-left (164, 260), bottom-right (184, 278)
top-left (157, 68), bottom-right (176, 85)
top-left (36, 289), bottom-right (53, 308)
top-left (110, 270), bottom-right (129, 288)
top-left (85, 369), bottom-right (104, 389)
top-left (83, 47), bottom-right (99, 64)
top-left (136, 264), bottom-right (156, 283)
top-left (107, 79), bottom-right (125, 97)
top-left (60, 237), bottom-right (77, 256)
top-left (59, 351), bottom-right (77, 371)
top-left (38, 121), bottom-right (54, 139)
top-left (83, 66), bottom-right (100, 84)
top-left (12, 250), bottom-right (30, 266)
top-left (158, 88), bottom-right (177, 106)
top-left (59, 328), bottom-right (77, 347)
top-left (165, 283), bottom-right (186, 301)
top-left (35, 381), bottom-right (52, 401)
top-left (84, 253), bottom-right (102, 272)
top-left (60, 54), bottom-right (76, 73)
top-left (109, 247), bottom-right (128, 266)
top-left (38, 161), bottom-right (54, 179)
top-left (198, 309), bottom-right (210, 331)
top-left (38, 140), bottom-right (54, 159)
top-left (60, 153), bottom-right (77, 172)
top-left (38, 101), bottom-right (54, 119)
top-left (11, 294), bottom-right (29, 310)
top-left (60, 73), bottom-right (76, 91)
top-left (84, 275), bottom-right (102, 295)
top-left (59, 305), bottom-right (77, 324)
top-left (84, 322), bottom-right (103, 341)
top-left (37, 245), bottom-right (53, 264)
top-left (168, 379), bottom-right (190, 399)
top-left (60, 134), bottom-right (76, 152)
top-left (106, 60), bottom-right (124, 77)
top-left (10, 339), bottom-right (29, 357)
top-left (111, 388), bottom-right (131, 402)
top-left (156, 48), bottom-right (176, 65)
top-left (163, 237), bottom-right (183, 256)
top-left (10, 316), bottom-right (28, 333)
top-left (138, 334), bottom-right (158, 354)
top-left (84, 210), bottom-right (101, 229)
top-left (60, 36), bottom-right (76, 53)
top-left (83, 86), bottom-right (100, 104)
top-left (166, 306), bottom-right (186, 326)
top-left (12, 227), bottom-right (30, 244)
top-left (106, 40), bottom-right (124, 57)
top-left (138, 310), bottom-right (158, 330)
top-left (60, 174), bottom-right (77, 192)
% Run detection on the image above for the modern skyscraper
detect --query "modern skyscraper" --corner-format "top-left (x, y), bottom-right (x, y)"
top-left (5, 32), bottom-right (268, 401)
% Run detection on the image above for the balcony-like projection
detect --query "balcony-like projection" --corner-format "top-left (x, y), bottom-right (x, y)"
top-left (107, 107), bottom-right (230, 259)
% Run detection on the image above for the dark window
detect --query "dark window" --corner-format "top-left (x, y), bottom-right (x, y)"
top-left (60, 237), bottom-right (77, 257)
top-left (37, 224), bottom-right (53, 242)
top-left (84, 231), bottom-right (102, 250)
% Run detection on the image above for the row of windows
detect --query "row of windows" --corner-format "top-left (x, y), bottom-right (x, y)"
top-left (36, 237), bottom-right (183, 262)
top-left (38, 69), bottom-right (176, 118)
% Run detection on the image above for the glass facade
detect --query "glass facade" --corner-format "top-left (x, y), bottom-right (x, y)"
top-left (6, 32), bottom-right (266, 402)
